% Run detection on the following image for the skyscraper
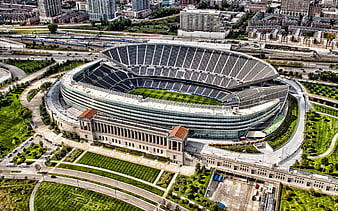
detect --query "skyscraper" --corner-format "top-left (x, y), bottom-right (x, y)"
top-left (88, 0), bottom-right (116, 21)
top-left (132, 0), bottom-right (149, 11)
top-left (38, 0), bottom-right (62, 23)
top-left (280, 0), bottom-right (311, 16)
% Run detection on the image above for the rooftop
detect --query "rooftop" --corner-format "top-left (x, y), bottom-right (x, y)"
top-left (169, 126), bottom-right (188, 139)
top-left (78, 109), bottom-right (97, 119)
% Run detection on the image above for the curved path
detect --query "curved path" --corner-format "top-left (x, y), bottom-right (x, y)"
top-left (0, 63), bottom-right (26, 79)
top-left (29, 181), bottom-right (41, 211)
top-left (308, 133), bottom-right (338, 159)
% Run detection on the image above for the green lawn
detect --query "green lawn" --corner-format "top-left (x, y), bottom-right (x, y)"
top-left (58, 163), bottom-right (164, 196)
top-left (0, 88), bottom-right (33, 158)
top-left (312, 103), bottom-right (338, 117)
top-left (279, 185), bottom-right (337, 211)
top-left (129, 88), bottom-right (222, 105)
top-left (77, 152), bottom-right (160, 183)
top-left (267, 95), bottom-right (299, 149)
top-left (0, 179), bottom-right (37, 210)
top-left (5, 59), bottom-right (55, 74)
top-left (302, 111), bottom-right (338, 156)
top-left (301, 82), bottom-right (338, 101)
top-left (34, 182), bottom-right (142, 211)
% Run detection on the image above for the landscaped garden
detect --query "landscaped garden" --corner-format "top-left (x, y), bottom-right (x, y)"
top-left (27, 88), bottom-right (40, 102)
top-left (5, 58), bottom-right (55, 74)
top-left (301, 82), bottom-right (338, 101)
top-left (34, 182), bottom-right (142, 211)
top-left (156, 171), bottom-right (175, 188)
top-left (129, 88), bottom-right (222, 105)
top-left (64, 148), bottom-right (84, 163)
top-left (167, 164), bottom-right (216, 210)
top-left (77, 152), bottom-right (160, 183)
top-left (279, 185), bottom-right (337, 211)
top-left (302, 111), bottom-right (338, 156)
top-left (58, 163), bottom-right (164, 195)
top-left (267, 95), bottom-right (299, 149)
top-left (0, 84), bottom-right (33, 159)
top-left (51, 146), bottom-right (72, 161)
top-left (42, 60), bottom-right (87, 78)
top-left (312, 103), bottom-right (338, 117)
top-left (12, 142), bottom-right (46, 165)
top-left (0, 179), bottom-right (37, 210)
top-left (223, 145), bottom-right (261, 153)
top-left (295, 110), bottom-right (338, 176)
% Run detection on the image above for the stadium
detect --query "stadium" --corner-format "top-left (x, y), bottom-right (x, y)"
top-left (46, 42), bottom-right (289, 164)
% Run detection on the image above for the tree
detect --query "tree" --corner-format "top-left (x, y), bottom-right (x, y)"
top-left (48, 24), bottom-right (58, 33)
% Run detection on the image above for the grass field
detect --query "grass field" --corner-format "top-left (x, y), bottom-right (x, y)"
top-left (129, 88), bottom-right (222, 105)
top-left (77, 152), bottom-right (160, 183)
top-left (312, 103), bottom-right (338, 117)
top-left (0, 179), bottom-right (37, 210)
top-left (0, 88), bottom-right (33, 158)
top-left (303, 111), bottom-right (338, 156)
top-left (5, 59), bottom-right (55, 74)
top-left (301, 82), bottom-right (338, 101)
top-left (34, 182), bottom-right (142, 211)
top-left (58, 163), bottom-right (164, 195)
top-left (279, 185), bottom-right (337, 211)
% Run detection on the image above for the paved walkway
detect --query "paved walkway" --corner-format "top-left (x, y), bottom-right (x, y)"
top-left (29, 181), bottom-right (41, 211)
top-left (20, 78), bottom-right (195, 176)
top-left (308, 133), bottom-right (338, 159)
top-left (51, 161), bottom-right (167, 192)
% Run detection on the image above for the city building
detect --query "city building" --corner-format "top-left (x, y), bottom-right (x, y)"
top-left (75, 0), bottom-right (89, 11)
top-left (46, 42), bottom-right (288, 164)
top-left (180, 0), bottom-right (197, 7)
top-left (179, 6), bottom-right (225, 36)
top-left (131, 0), bottom-right (149, 11)
top-left (280, 0), bottom-right (310, 16)
top-left (38, 0), bottom-right (62, 23)
top-left (88, 0), bottom-right (116, 21)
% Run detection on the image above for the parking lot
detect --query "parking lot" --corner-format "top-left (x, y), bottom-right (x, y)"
top-left (207, 172), bottom-right (277, 211)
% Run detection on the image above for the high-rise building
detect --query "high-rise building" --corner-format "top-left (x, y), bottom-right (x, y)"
top-left (180, 6), bottom-right (225, 32)
top-left (88, 0), bottom-right (116, 21)
top-left (132, 0), bottom-right (149, 11)
top-left (180, 0), bottom-right (197, 8)
top-left (38, 0), bottom-right (62, 23)
top-left (280, 0), bottom-right (311, 16)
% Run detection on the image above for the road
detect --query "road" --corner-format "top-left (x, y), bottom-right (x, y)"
top-left (0, 62), bottom-right (27, 79)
